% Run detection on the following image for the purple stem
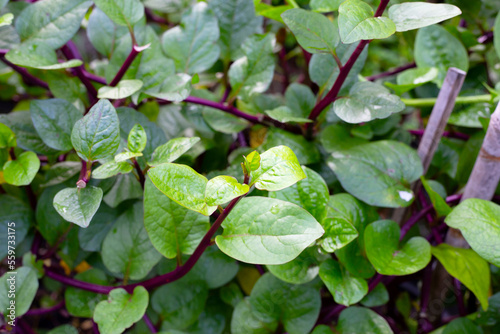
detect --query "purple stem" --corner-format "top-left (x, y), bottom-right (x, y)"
top-left (24, 300), bottom-right (65, 317)
top-left (183, 96), bottom-right (262, 123)
top-left (143, 313), bottom-right (158, 333)
top-left (61, 43), bottom-right (98, 104)
top-left (0, 56), bottom-right (49, 89)
top-left (366, 62), bottom-right (416, 81)
top-left (408, 129), bottom-right (470, 141)
top-left (478, 31), bottom-right (494, 44)
top-left (145, 8), bottom-right (169, 25)
top-left (368, 274), bottom-right (384, 291)
top-left (93, 320), bottom-right (100, 334)
top-left (17, 318), bottom-right (37, 334)
top-left (84, 71), bottom-right (107, 85)
top-left (453, 279), bottom-right (466, 316)
top-left (109, 44), bottom-right (149, 87)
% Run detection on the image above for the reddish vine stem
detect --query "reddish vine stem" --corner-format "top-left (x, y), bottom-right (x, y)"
top-left (366, 62), bottom-right (416, 81)
top-left (61, 43), bottom-right (98, 105)
top-left (0, 55), bottom-right (49, 89)
top-left (109, 44), bottom-right (150, 87)
top-left (24, 300), bottom-right (65, 317)
top-left (132, 158), bottom-right (145, 189)
top-left (143, 313), bottom-right (158, 333)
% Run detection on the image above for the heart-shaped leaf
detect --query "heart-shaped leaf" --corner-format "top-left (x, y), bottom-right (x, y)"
top-left (3, 151), bottom-right (40, 186)
top-left (266, 247), bottom-right (321, 284)
top-left (53, 187), bottom-right (103, 228)
top-left (388, 2), bottom-right (461, 32)
top-left (337, 306), bottom-right (393, 334)
top-left (365, 220), bottom-right (431, 275)
top-left (205, 176), bottom-right (249, 206)
top-left (148, 137), bottom-right (200, 166)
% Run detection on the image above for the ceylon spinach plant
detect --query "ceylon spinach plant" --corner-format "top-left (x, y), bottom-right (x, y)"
top-left (1, 0), bottom-right (500, 333)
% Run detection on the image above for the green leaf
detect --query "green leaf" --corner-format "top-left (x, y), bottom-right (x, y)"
top-left (0, 123), bottom-right (16, 148)
top-left (263, 128), bottom-right (321, 165)
top-left (388, 2), bottom-right (462, 32)
top-left (311, 325), bottom-right (335, 334)
top-left (103, 173), bottom-right (142, 208)
top-left (310, 0), bottom-right (344, 13)
top-left (361, 283), bottom-right (389, 307)
top-left (337, 306), bottom-right (393, 334)
top-left (93, 0), bottom-right (144, 27)
top-left (0, 13), bottom-right (13, 27)
top-left (94, 286), bottom-right (149, 334)
top-left (144, 73), bottom-right (192, 102)
top-left (244, 151), bottom-right (261, 172)
top-left (285, 83), bottom-right (316, 120)
top-left (1, 195), bottom-right (33, 259)
top-left (328, 140), bottom-right (423, 208)
top-left (209, 0), bottom-right (259, 61)
top-left (333, 81), bottom-right (405, 123)
top-left (448, 103), bottom-right (495, 129)
top-left (216, 196), bottom-right (324, 265)
top-left (30, 99), bottom-right (81, 151)
top-left (86, 8), bottom-right (129, 57)
top-left (161, 2), bottom-right (219, 74)
top-left (319, 258), bottom-right (368, 306)
top-left (144, 178), bottom-right (209, 259)
top-left (265, 106), bottom-right (312, 124)
top-left (432, 244), bottom-right (490, 310)
top-left (53, 187), bottom-right (103, 228)
top-left (15, 0), bottom-right (92, 48)
top-left (266, 247), bottom-right (321, 284)
top-left (92, 160), bottom-right (133, 179)
top-left (98, 80), bottom-right (143, 100)
top-left (414, 25), bottom-right (469, 86)
top-left (365, 220), bottom-right (431, 275)
top-left (338, 0), bottom-right (396, 44)
top-left (71, 99), bottom-right (121, 162)
top-left (203, 107), bottom-right (251, 133)
top-left (495, 12), bottom-right (500, 59)
top-left (5, 43), bottom-right (83, 70)
top-left (148, 137), bottom-right (200, 166)
top-left (3, 151), bottom-right (40, 186)
top-left (102, 202), bottom-right (161, 280)
top-left (47, 325), bottom-right (78, 334)
top-left (148, 163), bottom-right (217, 216)
top-left (0, 267), bottom-right (38, 317)
top-left (281, 8), bottom-right (339, 54)
top-left (269, 166), bottom-right (329, 222)
top-left (114, 151), bottom-right (142, 162)
top-left (65, 269), bottom-right (108, 318)
top-left (205, 176), bottom-right (249, 206)
top-left (445, 198), bottom-right (500, 267)
top-left (126, 123), bottom-right (147, 153)
top-left (255, 3), bottom-right (292, 24)
top-left (385, 67), bottom-right (438, 95)
top-left (421, 177), bottom-right (452, 217)
top-left (442, 318), bottom-right (483, 334)
top-left (320, 124), bottom-right (368, 154)
top-left (250, 145), bottom-right (306, 191)
top-left (228, 34), bottom-right (275, 100)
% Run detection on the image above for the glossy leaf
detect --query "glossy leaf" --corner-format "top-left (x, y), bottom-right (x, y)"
top-left (93, 0), bottom-right (144, 27)
top-left (148, 137), bottom-right (200, 167)
top-left (0, 13), bottom-right (13, 27)
top-left (161, 2), bottom-right (219, 74)
top-left (319, 258), bottom-right (368, 306)
top-left (388, 2), bottom-right (461, 32)
top-left (421, 177), bottom-right (451, 217)
top-left (244, 151), bottom-right (261, 172)
top-left (92, 160), bottom-right (133, 179)
top-left (337, 306), bottom-right (392, 334)
top-left (53, 187), bottom-right (103, 228)
top-left (266, 247), bottom-right (321, 284)
top-left (6, 43), bottom-right (82, 70)
top-left (310, 0), bottom-right (344, 13)
top-left (144, 178), bottom-right (209, 259)
top-left (263, 128), bottom-right (321, 165)
top-left (216, 197), bottom-right (324, 265)
top-left (328, 140), bottom-right (423, 208)
top-left (71, 99), bottom-right (121, 162)
top-left (265, 106), bottom-right (312, 124)
top-left (445, 199), bottom-right (500, 267)
top-left (205, 176), bottom-right (249, 206)
top-left (65, 269), bottom-right (108, 318)
top-left (442, 318), bottom-right (483, 334)
top-left (94, 286), bottom-right (148, 334)
top-left (338, 0), bottom-right (395, 44)
top-left (385, 67), bottom-right (438, 95)
top-left (30, 99), bottom-right (81, 151)
top-left (432, 244), bottom-right (490, 310)
top-left (250, 145), bottom-right (306, 191)
top-left (3, 151), bottom-right (40, 186)
top-left (126, 124), bottom-right (147, 153)
top-left (98, 80), bottom-right (143, 100)
top-left (281, 8), bottom-right (339, 54)
top-left (0, 267), bottom-right (38, 317)
top-left (365, 220), bottom-right (431, 275)
top-left (114, 151), bottom-right (142, 163)
top-left (361, 283), bottom-right (389, 307)
top-left (0, 195), bottom-right (33, 260)
top-left (144, 73), bottom-right (191, 102)
top-left (0, 123), bottom-right (16, 148)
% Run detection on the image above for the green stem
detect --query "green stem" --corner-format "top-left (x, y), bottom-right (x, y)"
top-left (401, 94), bottom-right (493, 107)
top-left (287, 0), bottom-right (299, 8)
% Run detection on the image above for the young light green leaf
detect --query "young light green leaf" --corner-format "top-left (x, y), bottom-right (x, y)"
top-left (328, 140), bottom-right (423, 208)
top-left (144, 73), bottom-right (192, 102)
top-left (281, 8), bottom-right (339, 54)
top-left (421, 177), bottom-right (451, 217)
top-left (6, 43), bottom-right (83, 70)
top-left (15, 0), bottom-right (92, 48)
top-left (30, 99), bottom-right (82, 151)
top-left (250, 145), bottom-right (306, 191)
top-left (205, 176), bottom-right (249, 206)
top-left (319, 258), bottom-right (368, 306)
top-left (338, 0), bottom-right (396, 44)
top-left (263, 128), bottom-right (321, 165)
top-left (244, 150), bottom-right (261, 172)
top-left (333, 81), bottom-right (405, 124)
top-left (269, 166), bottom-right (329, 222)
top-left (385, 67), bottom-right (438, 95)
top-left (265, 106), bottom-right (313, 124)
top-left (127, 123), bottom-right (147, 153)
top-left (365, 220), bottom-right (431, 275)
top-left (71, 99), bottom-right (121, 162)
top-left (337, 307), bottom-right (393, 334)
top-left (414, 25), bottom-right (469, 86)
top-left (3, 151), bottom-right (40, 186)
top-left (216, 197), bottom-right (324, 265)
top-left (93, 0), bottom-right (144, 27)
top-left (148, 162), bottom-right (217, 216)
top-left (92, 160), bottom-right (133, 179)
top-left (255, 3), bottom-right (292, 24)
top-left (0, 267), bottom-right (38, 317)
top-left (94, 286), bottom-right (148, 334)
top-left (114, 151), bottom-right (142, 163)
top-left (0, 123), bottom-right (16, 148)
top-left (53, 187), bottom-right (103, 228)
top-left (388, 2), bottom-right (461, 32)
top-left (266, 247), bottom-right (321, 284)
top-left (161, 2), bottom-right (219, 74)
top-left (445, 198), bottom-right (500, 267)
top-left (432, 244), bottom-right (490, 310)
top-left (148, 137), bottom-right (200, 166)
top-left (98, 80), bottom-right (143, 100)
top-left (101, 202), bottom-right (161, 280)
top-left (144, 178), bottom-right (209, 259)
top-left (310, 0), bottom-right (344, 13)
top-left (0, 13), bottom-right (13, 27)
